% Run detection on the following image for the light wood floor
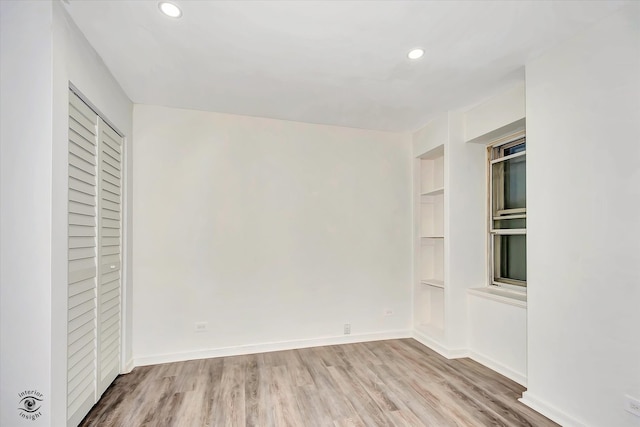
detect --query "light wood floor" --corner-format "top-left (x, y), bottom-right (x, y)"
top-left (79, 339), bottom-right (557, 427)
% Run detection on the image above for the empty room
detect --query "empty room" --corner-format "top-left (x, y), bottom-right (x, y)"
top-left (1, 1), bottom-right (639, 426)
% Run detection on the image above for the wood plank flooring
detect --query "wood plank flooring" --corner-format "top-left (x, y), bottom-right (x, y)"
top-left (79, 339), bottom-right (557, 427)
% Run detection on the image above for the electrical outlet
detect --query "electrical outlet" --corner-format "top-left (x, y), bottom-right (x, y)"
top-left (194, 322), bottom-right (208, 333)
top-left (384, 309), bottom-right (394, 316)
top-left (625, 395), bottom-right (640, 417)
top-left (343, 323), bottom-right (351, 335)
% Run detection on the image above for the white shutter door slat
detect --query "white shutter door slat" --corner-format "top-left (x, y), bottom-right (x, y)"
top-left (67, 359), bottom-right (95, 399)
top-left (70, 164), bottom-right (96, 185)
top-left (101, 199), bottom-right (120, 212)
top-left (70, 177), bottom-right (97, 197)
top-left (67, 328), bottom-right (93, 359)
top-left (101, 173), bottom-right (120, 190)
top-left (69, 201), bottom-right (96, 217)
top-left (68, 267), bottom-right (95, 286)
top-left (67, 310), bottom-right (94, 334)
top-left (69, 129), bottom-right (97, 157)
top-left (103, 143), bottom-right (120, 161)
top-left (69, 153), bottom-right (97, 176)
top-left (102, 180), bottom-right (121, 196)
top-left (100, 269), bottom-right (120, 284)
top-left (69, 247), bottom-right (95, 262)
top-left (69, 189), bottom-right (97, 207)
top-left (102, 217), bottom-right (120, 230)
top-left (69, 212), bottom-right (96, 227)
top-left (70, 122), bottom-right (99, 152)
top-left (101, 162), bottom-right (121, 179)
top-left (67, 342), bottom-right (94, 373)
top-left (68, 278), bottom-right (94, 297)
top-left (67, 300), bottom-right (94, 335)
top-left (101, 188), bottom-right (120, 204)
top-left (69, 236), bottom-right (95, 250)
top-left (101, 236), bottom-right (120, 247)
top-left (100, 207), bottom-right (119, 221)
top-left (68, 288), bottom-right (95, 312)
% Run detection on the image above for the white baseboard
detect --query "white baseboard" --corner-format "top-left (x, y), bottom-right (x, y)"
top-left (467, 350), bottom-right (527, 387)
top-left (412, 330), bottom-right (468, 359)
top-left (123, 358), bottom-right (134, 374)
top-left (133, 329), bottom-right (412, 367)
top-left (520, 391), bottom-right (586, 427)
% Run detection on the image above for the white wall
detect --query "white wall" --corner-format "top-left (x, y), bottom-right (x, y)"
top-left (0, 2), bottom-right (54, 425)
top-left (446, 111), bottom-right (486, 352)
top-left (132, 105), bottom-right (412, 364)
top-left (462, 84), bottom-right (529, 385)
top-left (52, 0), bottom-right (134, 375)
top-left (464, 82), bottom-right (526, 143)
top-left (412, 113), bottom-right (449, 156)
top-left (523, 4), bottom-right (640, 426)
top-left (1, 1), bottom-right (133, 425)
top-left (468, 295), bottom-right (527, 385)
top-left (51, 1), bottom-right (134, 423)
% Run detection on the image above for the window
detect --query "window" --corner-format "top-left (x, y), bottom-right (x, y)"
top-left (489, 135), bottom-right (526, 288)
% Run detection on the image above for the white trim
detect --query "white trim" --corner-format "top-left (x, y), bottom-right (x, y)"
top-left (69, 83), bottom-right (124, 137)
top-left (520, 392), bottom-right (587, 427)
top-left (468, 287), bottom-right (527, 308)
top-left (495, 207), bottom-right (526, 216)
top-left (412, 330), bottom-right (468, 359)
top-left (493, 214), bottom-right (526, 221)
top-left (467, 350), bottom-right (527, 386)
top-left (133, 330), bottom-right (412, 367)
top-left (465, 119), bottom-right (526, 145)
top-left (491, 228), bottom-right (526, 235)
top-left (123, 359), bottom-right (134, 374)
top-left (490, 149), bottom-right (526, 164)
top-left (489, 133), bottom-right (526, 150)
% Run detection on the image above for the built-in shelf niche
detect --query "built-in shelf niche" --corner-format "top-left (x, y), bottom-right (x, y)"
top-left (420, 148), bottom-right (444, 193)
top-left (420, 195), bottom-right (444, 237)
top-left (420, 238), bottom-right (444, 283)
top-left (415, 144), bottom-right (446, 340)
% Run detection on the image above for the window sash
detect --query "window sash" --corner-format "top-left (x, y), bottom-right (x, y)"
top-left (490, 150), bottom-right (526, 165)
top-left (491, 233), bottom-right (527, 287)
top-left (488, 134), bottom-right (527, 289)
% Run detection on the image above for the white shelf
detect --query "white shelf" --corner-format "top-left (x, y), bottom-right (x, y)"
top-left (421, 279), bottom-right (444, 289)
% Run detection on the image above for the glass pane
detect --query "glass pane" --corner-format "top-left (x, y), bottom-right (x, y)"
top-left (492, 155), bottom-right (526, 214)
top-left (493, 218), bottom-right (526, 229)
top-left (494, 234), bottom-right (527, 284)
top-left (503, 142), bottom-right (525, 156)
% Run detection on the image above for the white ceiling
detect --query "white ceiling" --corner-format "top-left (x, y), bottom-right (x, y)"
top-left (64, 0), bottom-right (628, 132)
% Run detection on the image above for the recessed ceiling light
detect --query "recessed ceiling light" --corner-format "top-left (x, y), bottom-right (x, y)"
top-left (159, 2), bottom-right (182, 18)
top-left (408, 48), bottom-right (424, 60)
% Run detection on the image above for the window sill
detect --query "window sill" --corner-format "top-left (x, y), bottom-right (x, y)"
top-left (467, 287), bottom-right (527, 308)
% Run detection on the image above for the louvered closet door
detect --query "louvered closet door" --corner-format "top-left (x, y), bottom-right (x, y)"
top-left (68, 90), bottom-right (124, 426)
top-left (68, 91), bottom-right (99, 426)
top-left (97, 119), bottom-right (122, 395)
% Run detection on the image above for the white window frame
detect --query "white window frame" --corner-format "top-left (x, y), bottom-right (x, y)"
top-left (488, 133), bottom-right (527, 291)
